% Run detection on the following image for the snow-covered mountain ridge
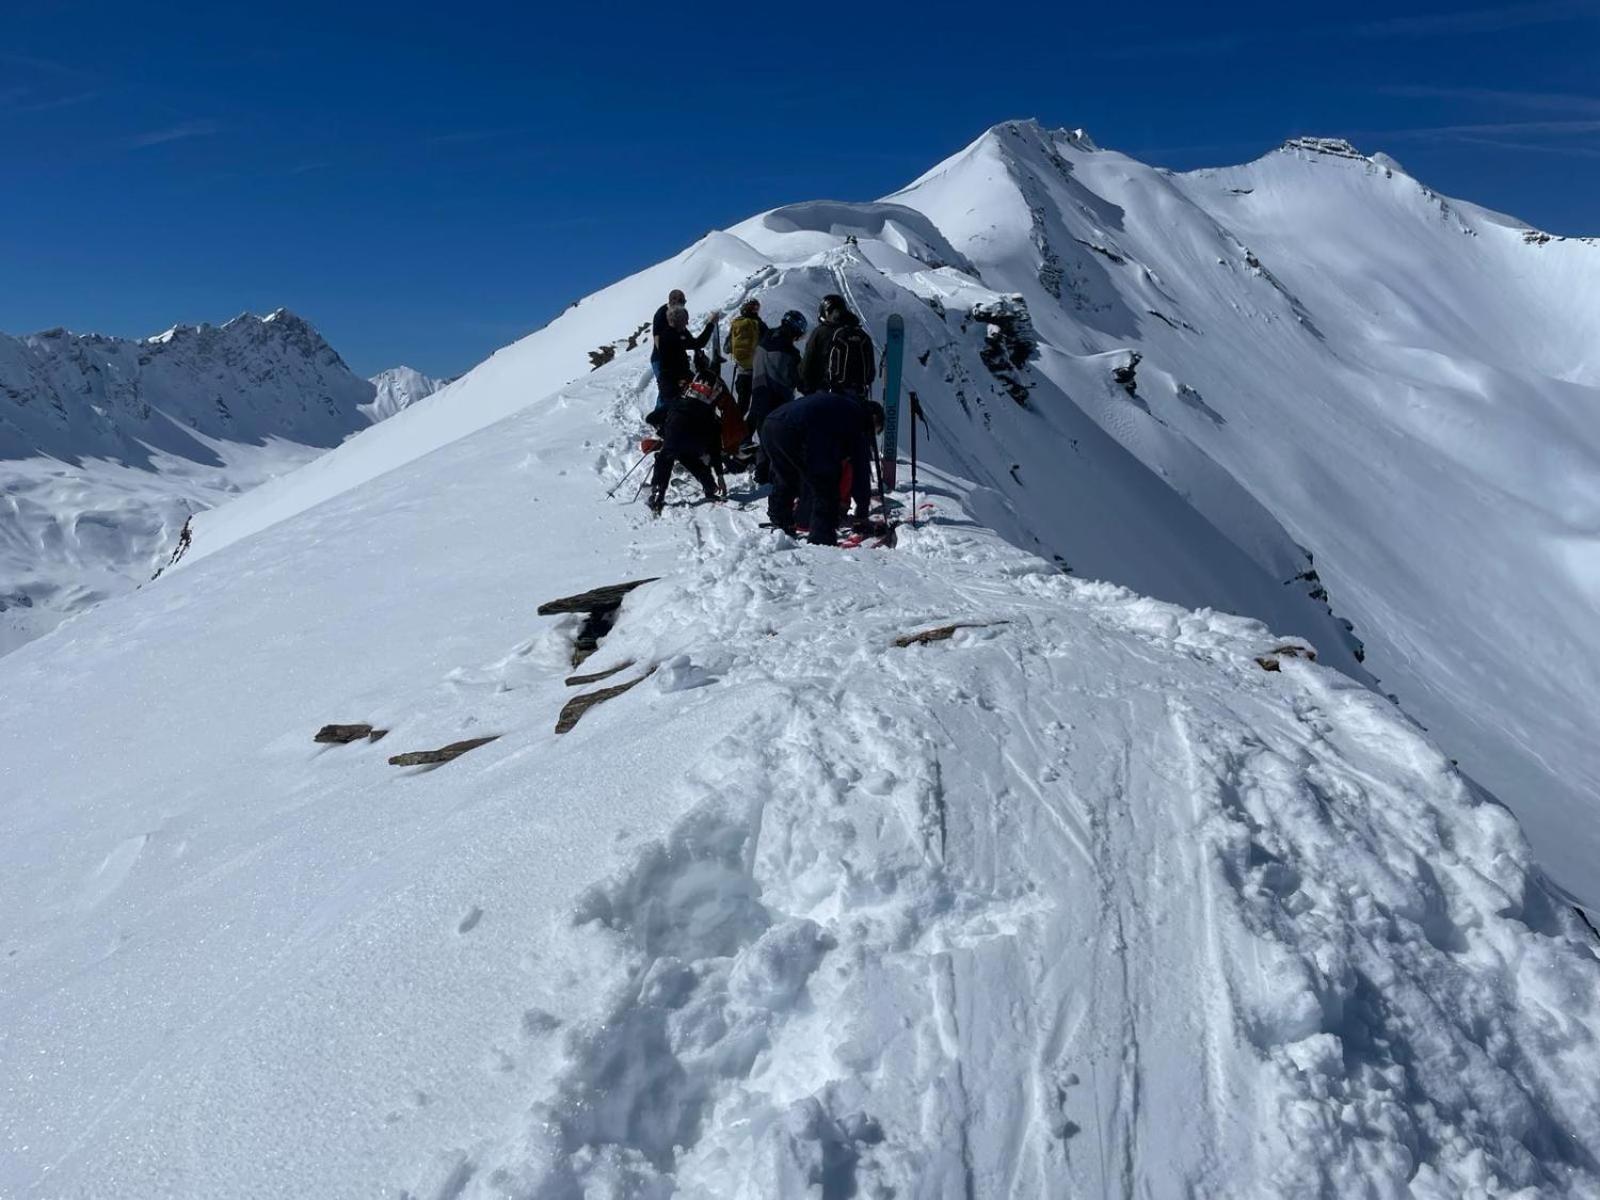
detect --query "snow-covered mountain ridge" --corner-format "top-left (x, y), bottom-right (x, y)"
top-left (184, 120), bottom-right (1600, 909)
top-left (0, 309), bottom-right (384, 653)
top-left (367, 364), bottom-right (452, 422)
top-left (0, 307), bottom-right (370, 463)
top-left (3, 122), bottom-right (1598, 1196)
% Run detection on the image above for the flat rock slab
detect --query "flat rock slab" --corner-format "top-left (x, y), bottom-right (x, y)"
top-left (565, 661), bottom-right (635, 687)
top-left (388, 735), bottom-right (500, 767)
top-left (556, 669), bottom-right (655, 735)
top-left (314, 723), bottom-right (388, 744)
top-left (536, 578), bottom-right (658, 616)
top-left (893, 621), bottom-right (1008, 648)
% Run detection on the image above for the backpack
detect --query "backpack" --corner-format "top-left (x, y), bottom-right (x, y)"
top-left (728, 316), bottom-right (762, 369)
top-left (825, 323), bottom-right (874, 396)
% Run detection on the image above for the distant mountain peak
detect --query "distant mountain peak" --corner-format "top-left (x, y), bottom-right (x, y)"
top-left (987, 118), bottom-right (1099, 152)
top-left (364, 365), bottom-right (450, 422)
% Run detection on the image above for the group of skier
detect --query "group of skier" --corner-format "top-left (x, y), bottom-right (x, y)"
top-left (645, 289), bottom-right (885, 546)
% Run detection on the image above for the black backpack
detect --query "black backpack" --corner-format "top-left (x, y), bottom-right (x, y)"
top-left (825, 323), bottom-right (874, 396)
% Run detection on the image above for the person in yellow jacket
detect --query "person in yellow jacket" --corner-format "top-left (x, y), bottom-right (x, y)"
top-left (723, 298), bottom-right (767, 417)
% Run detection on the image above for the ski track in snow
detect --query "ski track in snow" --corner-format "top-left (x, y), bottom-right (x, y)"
top-left (425, 504), bottom-right (1600, 1198)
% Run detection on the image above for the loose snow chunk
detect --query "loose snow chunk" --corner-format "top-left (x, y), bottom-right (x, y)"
top-left (655, 654), bottom-right (716, 693)
top-left (728, 919), bottom-right (833, 1012)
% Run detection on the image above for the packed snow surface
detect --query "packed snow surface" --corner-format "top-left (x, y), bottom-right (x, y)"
top-left (3, 121), bottom-right (1599, 1197)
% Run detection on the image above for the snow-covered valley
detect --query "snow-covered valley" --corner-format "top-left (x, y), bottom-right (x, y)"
top-left (0, 313), bottom-right (446, 653)
top-left (2, 123), bottom-right (1597, 1197)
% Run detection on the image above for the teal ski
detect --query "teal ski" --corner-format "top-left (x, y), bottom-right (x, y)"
top-left (880, 313), bottom-right (905, 491)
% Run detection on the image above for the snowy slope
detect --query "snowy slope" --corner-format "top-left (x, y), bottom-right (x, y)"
top-left (885, 121), bottom-right (1600, 909)
top-left (366, 365), bottom-right (451, 422)
top-left (2, 347), bottom-right (1597, 1197)
top-left (178, 124), bottom-right (1600, 913)
top-left (0, 311), bottom-right (374, 652)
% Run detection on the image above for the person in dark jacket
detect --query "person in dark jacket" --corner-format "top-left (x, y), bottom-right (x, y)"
top-left (800, 293), bottom-right (876, 397)
top-left (749, 311), bottom-right (807, 426)
top-left (649, 289), bottom-right (687, 402)
top-left (761, 390), bottom-right (883, 545)
top-left (648, 376), bottom-right (723, 513)
top-left (649, 305), bottom-right (718, 426)
top-left (747, 309), bottom-right (809, 484)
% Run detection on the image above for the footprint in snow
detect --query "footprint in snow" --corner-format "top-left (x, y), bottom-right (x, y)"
top-left (457, 906), bottom-right (484, 934)
top-left (521, 1008), bottom-right (562, 1038)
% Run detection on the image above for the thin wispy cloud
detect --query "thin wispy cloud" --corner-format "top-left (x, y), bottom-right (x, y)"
top-left (1379, 85), bottom-right (1600, 113)
top-left (1449, 133), bottom-right (1600, 158)
top-left (1352, 0), bottom-right (1597, 37)
top-left (16, 90), bottom-right (102, 114)
top-left (423, 129), bottom-right (518, 147)
top-left (125, 119), bottom-right (220, 149)
top-left (0, 50), bottom-right (94, 78)
top-left (1108, 0), bottom-right (1596, 59)
top-left (1378, 118), bottom-right (1600, 137)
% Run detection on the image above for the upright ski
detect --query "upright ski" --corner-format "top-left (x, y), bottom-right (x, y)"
top-left (880, 313), bottom-right (905, 492)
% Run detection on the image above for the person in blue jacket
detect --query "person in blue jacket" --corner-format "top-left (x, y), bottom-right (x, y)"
top-left (761, 390), bottom-right (884, 545)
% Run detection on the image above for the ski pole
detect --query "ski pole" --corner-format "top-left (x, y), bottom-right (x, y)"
top-left (606, 449), bottom-right (652, 498)
top-left (909, 391), bottom-right (924, 527)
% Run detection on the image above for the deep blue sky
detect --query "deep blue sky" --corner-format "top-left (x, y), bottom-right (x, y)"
top-left (3, 0), bottom-right (1597, 378)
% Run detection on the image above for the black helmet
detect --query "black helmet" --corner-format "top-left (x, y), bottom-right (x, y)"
top-left (865, 400), bottom-right (886, 433)
top-left (780, 309), bottom-right (808, 336)
top-left (819, 293), bottom-right (849, 322)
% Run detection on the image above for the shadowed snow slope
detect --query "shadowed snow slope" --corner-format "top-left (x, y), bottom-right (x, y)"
top-left (3, 282), bottom-right (1599, 1197)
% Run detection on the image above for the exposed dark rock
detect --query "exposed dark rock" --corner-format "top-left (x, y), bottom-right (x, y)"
top-left (1074, 238), bottom-right (1126, 264)
top-left (1112, 352), bottom-right (1141, 395)
top-left (970, 296), bottom-right (1036, 406)
top-left (556, 669), bottom-right (655, 734)
top-left (537, 579), bottom-right (658, 616)
top-left (572, 609), bottom-right (617, 667)
top-left (1255, 644), bottom-right (1318, 672)
top-left (150, 515), bottom-right (194, 581)
top-left (388, 735), bottom-right (500, 767)
top-left (893, 622), bottom-right (1007, 648)
top-left (314, 723), bottom-right (384, 744)
top-left (588, 345), bottom-right (616, 371)
top-left (566, 661), bottom-right (635, 687)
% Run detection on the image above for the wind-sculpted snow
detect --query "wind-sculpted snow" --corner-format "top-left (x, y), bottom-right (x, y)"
top-left (2, 317), bottom-right (1597, 1197)
top-left (737, 199), bottom-right (975, 274)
